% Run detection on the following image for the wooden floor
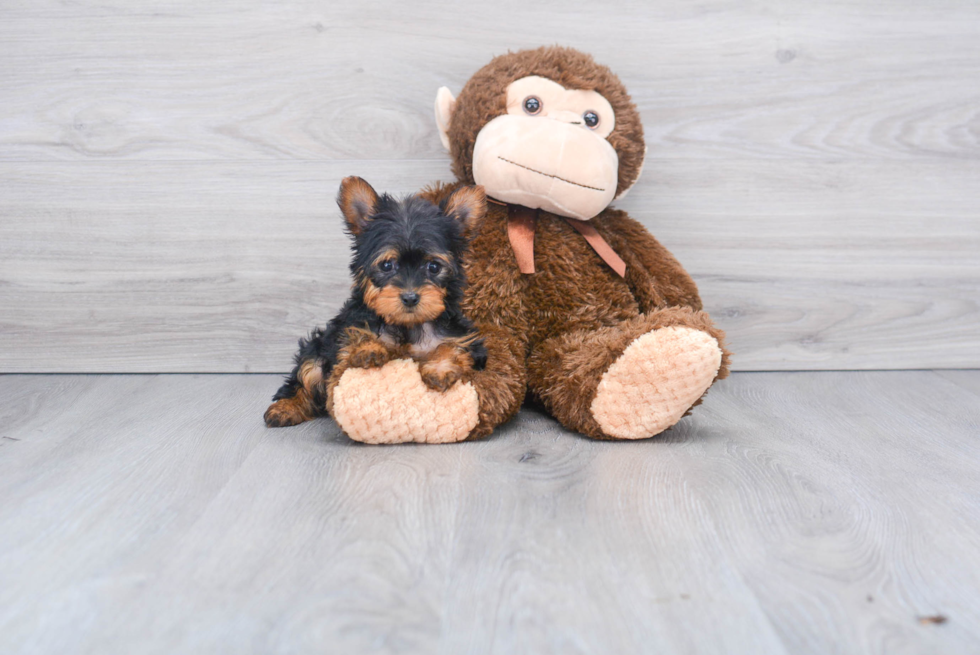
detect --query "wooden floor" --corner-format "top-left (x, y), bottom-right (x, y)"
top-left (2, 371), bottom-right (978, 654)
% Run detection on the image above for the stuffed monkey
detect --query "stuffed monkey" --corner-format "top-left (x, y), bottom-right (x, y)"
top-left (329, 46), bottom-right (731, 443)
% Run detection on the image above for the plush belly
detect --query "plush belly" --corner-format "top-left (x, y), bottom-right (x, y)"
top-left (463, 207), bottom-right (640, 343)
top-left (523, 214), bottom-right (639, 341)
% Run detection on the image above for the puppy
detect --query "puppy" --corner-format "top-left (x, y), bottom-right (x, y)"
top-left (264, 177), bottom-right (487, 428)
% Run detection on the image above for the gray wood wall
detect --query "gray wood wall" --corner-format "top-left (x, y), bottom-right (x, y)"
top-left (2, 0), bottom-right (978, 373)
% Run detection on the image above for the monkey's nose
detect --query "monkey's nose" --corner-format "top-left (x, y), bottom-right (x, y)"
top-left (400, 291), bottom-right (420, 308)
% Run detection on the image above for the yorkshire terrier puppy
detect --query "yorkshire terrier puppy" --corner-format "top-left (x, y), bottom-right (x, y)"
top-left (264, 176), bottom-right (488, 428)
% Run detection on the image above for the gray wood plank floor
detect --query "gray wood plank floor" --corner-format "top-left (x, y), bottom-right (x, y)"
top-left (1, 371), bottom-right (978, 654)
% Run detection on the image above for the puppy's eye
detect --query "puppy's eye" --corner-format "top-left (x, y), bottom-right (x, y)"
top-left (583, 111), bottom-right (599, 128)
top-left (523, 96), bottom-right (541, 115)
top-left (379, 259), bottom-right (396, 272)
top-left (426, 261), bottom-right (442, 275)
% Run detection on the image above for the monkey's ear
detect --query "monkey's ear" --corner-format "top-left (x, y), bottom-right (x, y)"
top-left (442, 185), bottom-right (486, 234)
top-left (434, 87), bottom-right (456, 152)
top-left (614, 144), bottom-right (648, 200)
top-left (337, 176), bottom-right (379, 235)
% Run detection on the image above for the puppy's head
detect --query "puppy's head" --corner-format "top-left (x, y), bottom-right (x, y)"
top-left (337, 177), bottom-right (486, 325)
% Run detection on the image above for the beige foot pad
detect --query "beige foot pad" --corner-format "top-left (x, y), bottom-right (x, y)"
top-left (332, 358), bottom-right (479, 444)
top-left (591, 327), bottom-right (722, 439)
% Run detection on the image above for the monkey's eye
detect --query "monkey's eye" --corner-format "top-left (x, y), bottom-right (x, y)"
top-left (426, 260), bottom-right (442, 275)
top-left (583, 111), bottom-right (600, 128)
top-left (379, 259), bottom-right (397, 272)
top-left (523, 96), bottom-right (542, 115)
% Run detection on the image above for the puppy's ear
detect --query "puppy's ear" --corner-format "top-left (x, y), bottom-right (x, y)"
top-left (442, 185), bottom-right (486, 234)
top-left (337, 176), bottom-right (379, 235)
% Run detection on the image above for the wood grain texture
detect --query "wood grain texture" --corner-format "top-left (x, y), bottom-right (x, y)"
top-left (934, 369), bottom-right (980, 397)
top-left (1, 371), bottom-right (979, 653)
top-left (1, 159), bottom-right (977, 372)
top-left (682, 371), bottom-right (980, 654)
top-left (1, 0), bottom-right (977, 162)
top-left (0, 0), bottom-right (978, 372)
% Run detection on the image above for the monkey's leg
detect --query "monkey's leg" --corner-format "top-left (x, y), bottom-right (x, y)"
top-left (328, 324), bottom-right (527, 444)
top-left (264, 359), bottom-right (326, 428)
top-left (527, 307), bottom-right (731, 440)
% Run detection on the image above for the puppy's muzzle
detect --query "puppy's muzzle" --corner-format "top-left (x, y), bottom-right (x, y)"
top-left (400, 291), bottom-right (420, 308)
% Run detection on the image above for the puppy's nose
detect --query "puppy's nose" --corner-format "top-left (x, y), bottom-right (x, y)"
top-left (400, 291), bottom-right (420, 308)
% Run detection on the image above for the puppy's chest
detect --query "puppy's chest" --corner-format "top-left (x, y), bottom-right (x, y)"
top-left (379, 322), bottom-right (443, 355)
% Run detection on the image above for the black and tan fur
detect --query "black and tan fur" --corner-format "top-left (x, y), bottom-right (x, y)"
top-left (264, 177), bottom-right (488, 428)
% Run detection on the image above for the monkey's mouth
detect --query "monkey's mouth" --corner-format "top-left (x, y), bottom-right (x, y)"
top-left (497, 156), bottom-right (606, 192)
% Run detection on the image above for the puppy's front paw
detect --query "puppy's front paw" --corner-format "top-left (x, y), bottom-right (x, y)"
top-left (346, 341), bottom-right (391, 369)
top-left (420, 359), bottom-right (463, 392)
top-left (420, 342), bottom-right (474, 392)
top-left (264, 398), bottom-right (309, 428)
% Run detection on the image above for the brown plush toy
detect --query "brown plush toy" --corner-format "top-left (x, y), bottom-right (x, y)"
top-left (328, 46), bottom-right (731, 444)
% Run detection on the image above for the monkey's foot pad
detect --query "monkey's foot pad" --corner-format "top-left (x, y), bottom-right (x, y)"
top-left (332, 358), bottom-right (479, 444)
top-left (591, 326), bottom-right (723, 439)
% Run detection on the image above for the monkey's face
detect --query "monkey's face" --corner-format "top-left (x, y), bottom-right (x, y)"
top-left (436, 47), bottom-right (647, 221)
top-left (469, 76), bottom-right (619, 221)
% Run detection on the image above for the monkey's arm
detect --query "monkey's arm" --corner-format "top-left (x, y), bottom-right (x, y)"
top-left (463, 322), bottom-right (527, 437)
top-left (600, 209), bottom-right (703, 312)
